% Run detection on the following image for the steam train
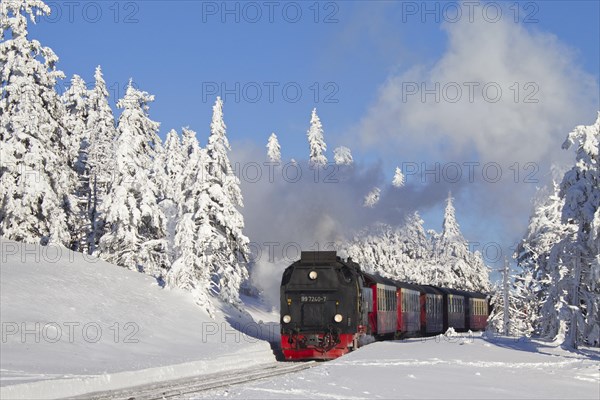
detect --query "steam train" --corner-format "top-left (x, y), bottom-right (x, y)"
top-left (280, 251), bottom-right (489, 360)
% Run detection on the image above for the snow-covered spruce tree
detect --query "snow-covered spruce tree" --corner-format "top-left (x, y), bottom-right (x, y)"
top-left (60, 74), bottom-right (91, 251)
top-left (166, 128), bottom-right (216, 315)
top-left (363, 187), bottom-right (381, 208)
top-left (0, 0), bottom-right (74, 245)
top-left (84, 66), bottom-right (118, 255)
top-left (307, 108), bottom-right (327, 166)
top-left (333, 146), bottom-right (353, 166)
top-left (432, 193), bottom-right (490, 292)
top-left (392, 167), bottom-right (405, 188)
top-left (400, 211), bottom-right (434, 283)
top-left (559, 113), bottom-right (600, 347)
top-left (203, 97), bottom-right (250, 305)
top-left (515, 183), bottom-right (576, 340)
top-left (266, 132), bottom-right (281, 163)
top-left (98, 81), bottom-right (168, 278)
top-left (487, 260), bottom-right (527, 336)
top-left (156, 129), bottom-right (184, 268)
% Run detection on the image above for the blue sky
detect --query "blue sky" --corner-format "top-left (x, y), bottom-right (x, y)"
top-left (26, 0), bottom-right (600, 274)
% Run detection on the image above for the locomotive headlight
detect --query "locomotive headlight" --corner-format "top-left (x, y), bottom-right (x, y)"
top-left (283, 315), bottom-right (292, 324)
top-left (334, 314), bottom-right (343, 323)
top-left (308, 271), bottom-right (318, 280)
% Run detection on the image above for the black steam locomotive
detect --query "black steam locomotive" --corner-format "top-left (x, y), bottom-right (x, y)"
top-left (280, 251), bottom-right (489, 360)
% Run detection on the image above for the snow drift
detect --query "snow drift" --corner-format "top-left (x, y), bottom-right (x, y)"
top-left (0, 239), bottom-right (274, 399)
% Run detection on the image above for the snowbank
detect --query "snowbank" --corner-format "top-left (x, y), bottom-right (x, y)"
top-left (0, 239), bottom-right (275, 399)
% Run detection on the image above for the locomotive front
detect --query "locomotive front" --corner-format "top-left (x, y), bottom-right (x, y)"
top-left (280, 251), bottom-right (364, 360)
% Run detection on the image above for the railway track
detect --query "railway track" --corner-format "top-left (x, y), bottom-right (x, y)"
top-left (71, 361), bottom-right (318, 400)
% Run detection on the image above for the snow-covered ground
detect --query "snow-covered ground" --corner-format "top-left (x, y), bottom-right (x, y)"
top-left (2, 238), bottom-right (598, 400)
top-left (0, 239), bottom-right (276, 399)
top-left (194, 333), bottom-right (600, 399)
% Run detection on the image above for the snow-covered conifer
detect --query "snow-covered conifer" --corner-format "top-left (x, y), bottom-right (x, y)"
top-left (363, 187), bottom-right (381, 208)
top-left (83, 66), bottom-right (118, 254)
top-left (431, 193), bottom-right (490, 292)
top-left (333, 146), bottom-right (353, 165)
top-left (515, 183), bottom-right (575, 341)
top-left (266, 132), bottom-right (281, 163)
top-left (166, 128), bottom-right (216, 314)
top-left (157, 129), bottom-right (185, 266)
top-left (99, 81), bottom-right (168, 278)
top-left (0, 0), bottom-right (72, 245)
top-left (61, 74), bottom-right (91, 250)
top-left (392, 167), bottom-right (405, 188)
top-left (307, 108), bottom-right (327, 166)
top-left (203, 97), bottom-right (250, 304)
top-left (559, 113), bottom-right (600, 347)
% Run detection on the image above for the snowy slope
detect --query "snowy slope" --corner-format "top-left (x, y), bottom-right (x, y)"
top-left (194, 334), bottom-right (600, 399)
top-left (0, 239), bottom-right (274, 399)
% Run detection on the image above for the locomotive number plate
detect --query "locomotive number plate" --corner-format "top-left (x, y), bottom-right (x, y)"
top-left (300, 295), bottom-right (327, 303)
